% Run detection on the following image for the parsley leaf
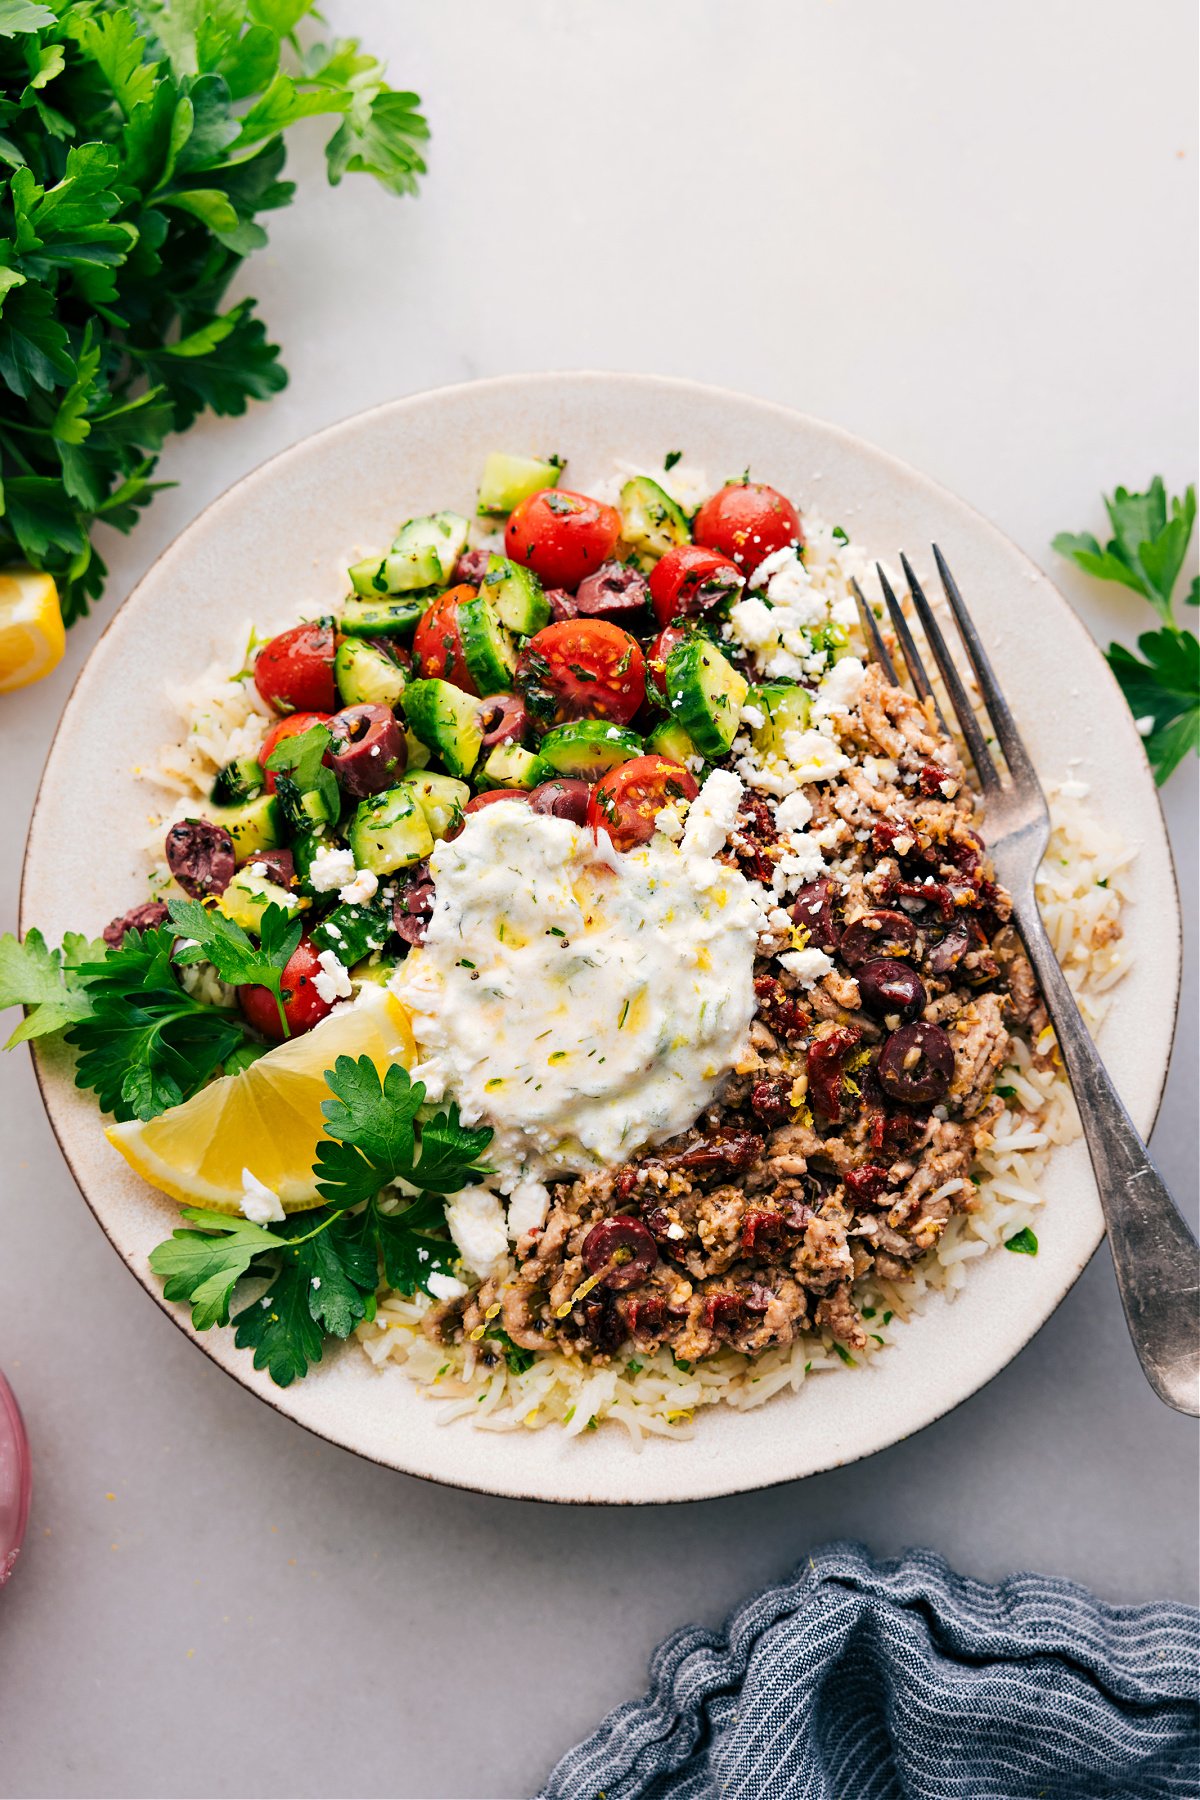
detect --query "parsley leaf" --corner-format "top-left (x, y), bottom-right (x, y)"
top-left (1107, 629), bottom-right (1199, 783)
top-left (264, 719), bottom-right (339, 820)
top-left (0, 925), bottom-right (100, 1046)
top-left (314, 1055), bottom-right (492, 1210)
top-left (66, 925), bottom-right (247, 1121)
top-left (1054, 477), bottom-right (1198, 783)
top-left (168, 896), bottom-right (301, 1035)
top-left (0, 3), bottom-right (427, 623)
top-left (372, 1193), bottom-right (460, 1296)
top-left (149, 1208), bottom-right (277, 1330)
top-left (1004, 1226), bottom-right (1038, 1256)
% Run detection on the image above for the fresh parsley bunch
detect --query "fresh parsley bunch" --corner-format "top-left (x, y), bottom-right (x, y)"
top-left (0, 0), bottom-right (426, 623)
top-left (1054, 478), bottom-right (1197, 783)
top-left (150, 1056), bottom-right (493, 1384)
top-left (0, 898), bottom-right (300, 1118)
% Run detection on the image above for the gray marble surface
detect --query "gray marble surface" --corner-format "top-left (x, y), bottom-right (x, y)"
top-left (0, 4), bottom-right (1195, 1796)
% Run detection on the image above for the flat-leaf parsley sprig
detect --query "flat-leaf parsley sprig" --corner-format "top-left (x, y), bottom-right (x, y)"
top-left (0, 920), bottom-right (258, 1121)
top-left (149, 1056), bottom-right (493, 1386)
top-left (168, 895), bottom-right (301, 1037)
top-left (1054, 477), bottom-right (1198, 783)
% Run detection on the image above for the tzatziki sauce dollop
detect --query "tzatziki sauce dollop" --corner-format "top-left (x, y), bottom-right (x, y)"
top-left (391, 793), bottom-right (761, 1190)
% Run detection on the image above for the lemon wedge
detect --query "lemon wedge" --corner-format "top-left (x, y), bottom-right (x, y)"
top-left (0, 568), bottom-right (64, 693)
top-left (106, 987), bottom-right (416, 1213)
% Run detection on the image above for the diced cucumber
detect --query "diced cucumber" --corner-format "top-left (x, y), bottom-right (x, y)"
top-left (210, 754), bottom-right (265, 807)
top-left (335, 638), bottom-right (408, 710)
top-left (349, 786), bottom-right (435, 875)
top-left (477, 451), bottom-right (563, 515)
top-left (352, 956), bottom-right (400, 988)
top-left (481, 555), bottom-right (550, 635)
top-left (747, 681), bottom-right (812, 759)
top-left (204, 794), bottom-right (282, 865)
top-left (312, 900), bottom-right (392, 963)
top-left (619, 476), bottom-right (691, 565)
top-left (538, 720), bottom-right (644, 779)
top-left (217, 869), bottom-right (302, 935)
top-left (665, 638), bottom-right (748, 759)
top-left (348, 543), bottom-right (444, 597)
top-left (403, 679), bottom-right (484, 780)
top-left (457, 590), bottom-right (517, 692)
top-left (392, 510), bottom-right (469, 583)
top-left (403, 726), bottom-right (431, 773)
top-left (401, 771), bottom-right (470, 839)
top-left (477, 742), bottom-right (548, 790)
top-left (273, 774), bottom-right (338, 836)
top-left (339, 594), bottom-right (432, 638)
top-left (646, 718), bottom-right (701, 766)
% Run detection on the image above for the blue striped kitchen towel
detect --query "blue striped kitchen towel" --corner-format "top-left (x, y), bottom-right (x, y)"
top-left (538, 1542), bottom-right (1199, 1800)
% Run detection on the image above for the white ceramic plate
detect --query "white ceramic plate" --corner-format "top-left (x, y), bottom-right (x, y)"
top-left (22, 373), bottom-right (1180, 1504)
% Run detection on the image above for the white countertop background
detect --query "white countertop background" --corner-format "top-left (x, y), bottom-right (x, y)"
top-left (0, 4), bottom-right (1196, 1795)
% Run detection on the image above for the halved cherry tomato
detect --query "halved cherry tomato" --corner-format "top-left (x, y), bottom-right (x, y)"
top-left (412, 584), bottom-right (478, 695)
top-left (505, 489), bottom-right (622, 591)
top-left (259, 710), bottom-right (332, 793)
top-left (587, 756), bottom-right (699, 852)
top-left (254, 621), bottom-right (338, 714)
top-left (645, 620), bottom-right (696, 696)
top-left (519, 619), bottom-right (645, 726)
top-left (239, 936), bottom-right (333, 1041)
top-left (648, 545), bottom-right (743, 628)
top-left (693, 482), bottom-right (803, 575)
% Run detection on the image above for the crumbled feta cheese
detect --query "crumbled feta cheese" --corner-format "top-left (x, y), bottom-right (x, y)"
top-left (725, 595), bottom-right (781, 651)
top-left (308, 845), bottom-right (356, 893)
top-left (338, 867), bottom-right (379, 906)
top-left (778, 947), bottom-right (834, 985)
top-left (774, 790), bottom-right (814, 834)
top-left (247, 862), bottom-right (268, 879)
top-left (1134, 715), bottom-right (1155, 736)
top-left (812, 656), bottom-right (866, 721)
top-left (781, 728), bottom-right (851, 782)
top-left (312, 948), bottom-right (353, 1004)
top-left (506, 1177), bottom-right (551, 1241)
top-left (772, 835), bottom-right (827, 894)
top-left (681, 769), bottom-right (743, 858)
top-left (654, 801), bottom-right (686, 840)
top-left (739, 702), bottom-right (766, 731)
top-left (240, 1168), bottom-right (285, 1224)
top-left (426, 1272), bottom-right (469, 1302)
top-left (444, 1185), bottom-right (509, 1278)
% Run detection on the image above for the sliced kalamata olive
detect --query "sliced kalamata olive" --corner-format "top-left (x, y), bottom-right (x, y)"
top-left (165, 818), bottom-right (236, 898)
top-left (581, 1217), bottom-right (658, 1291)
top-left (545, 588), bottom-right (579, 621)
top-left (572, 560), bottom-right (650, 621)
top-left (327, 703), bottom-right (405, 797)
top-left (856, 957), bottom-right (926, 1020)
top-left (102, 900), bottom-right (169, 948)
top-left (392, 864), bottom-right (435, 946)
top-left (246, 849), bottom-right (297, 890)
top-left (924, 919), bottom-right (973, 976)
top-left (475, 692), bottom-right (529, 748)
top-left (877, 1022), bottom-right (954, 1104)
top-left (840, 908), bottom-right (917, 967)
top-left (791, 877), bottom-right (841, 951)
top-left (452, 547), bottom-right (491, 587)
top-left (528, 778), bottom-right (591, 825)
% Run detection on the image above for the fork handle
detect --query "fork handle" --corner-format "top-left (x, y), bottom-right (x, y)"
top-left (1013, 893), bottom-right (1199, 1415)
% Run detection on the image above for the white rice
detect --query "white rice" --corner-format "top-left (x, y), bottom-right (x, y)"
top-left (142, 512), bottom-right (1132, 1443)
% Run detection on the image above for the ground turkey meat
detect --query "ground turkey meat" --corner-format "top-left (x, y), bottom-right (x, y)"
top-left (428, 665), bottom-right (1041, 1366)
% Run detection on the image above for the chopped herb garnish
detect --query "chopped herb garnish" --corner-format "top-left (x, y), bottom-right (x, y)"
top-left (1005, 1227), bottom-right (1039, 1256)
top-left (664, 450), bottom-right (683, 471)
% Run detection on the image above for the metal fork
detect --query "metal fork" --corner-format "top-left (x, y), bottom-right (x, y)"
top-left (852, 551), bottom-right (1199, 1415)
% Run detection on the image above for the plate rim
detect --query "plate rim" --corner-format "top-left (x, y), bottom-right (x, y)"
top-left (20, 370), bottom-right (1183, 1503)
